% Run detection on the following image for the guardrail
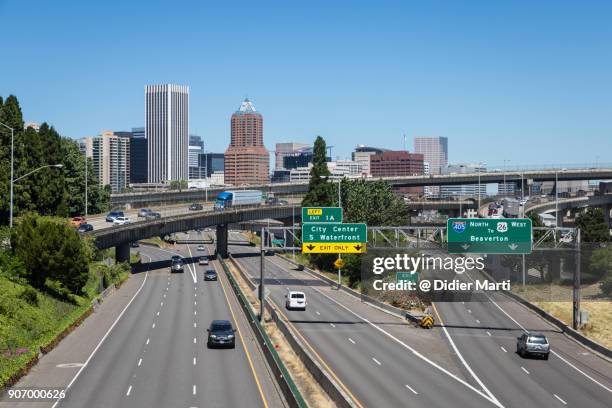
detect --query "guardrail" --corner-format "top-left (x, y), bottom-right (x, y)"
top-left (217, 255), bottom-right (308, 408)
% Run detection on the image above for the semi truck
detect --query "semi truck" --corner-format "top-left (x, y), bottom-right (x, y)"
top-left (214, 190), bottom-right (263, 210)
top-left (502, 198), bottom-right (520, 218)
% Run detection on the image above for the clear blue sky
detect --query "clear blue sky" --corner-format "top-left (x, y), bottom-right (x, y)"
top-left (1, 0), bottom-right (610, 168)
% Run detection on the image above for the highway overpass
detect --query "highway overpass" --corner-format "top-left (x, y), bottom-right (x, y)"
top-left (526, 194), bottom-right (612, 227)
top-left (88, 205), bottom-right (300, 262)
top-left (111, 167), bottom-right (612, 207)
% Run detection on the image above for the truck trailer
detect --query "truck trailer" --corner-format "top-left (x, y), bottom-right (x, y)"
top-left (214, 190), bottom-right (263, 210)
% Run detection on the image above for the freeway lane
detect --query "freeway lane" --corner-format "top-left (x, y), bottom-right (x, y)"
top-left (55, 244), bottom-right (285, 408)
top-left (226, 235), bottom-right (500, 408)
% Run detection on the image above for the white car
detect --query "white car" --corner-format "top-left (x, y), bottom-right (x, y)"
top-left (113, 216), bottom-right (130, 225)
top-left (197, 245), bottom-right (205, 251)
top-left (285, 291), bottom-right (306, 311)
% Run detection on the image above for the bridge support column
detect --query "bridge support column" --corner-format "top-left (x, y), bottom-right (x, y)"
top-left (216, 224), bottom-right (228, 258)
top-left (556, 210), bottom-right (564, 228)
top-left (116, 242), bottom-right (130, 264)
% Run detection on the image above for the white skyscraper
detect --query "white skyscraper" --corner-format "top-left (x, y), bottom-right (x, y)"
top-left (145, 84), bottom-right (189, 183)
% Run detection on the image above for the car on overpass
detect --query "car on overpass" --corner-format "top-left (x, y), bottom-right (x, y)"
top-left (189, 203), bottom-right (203, 211)
top-left (145, 211), bottom-right (161, 220)
top-left (207, 320), bottom-right (236, 348)
top-left (77, 223), bottom-right (93, 233)
top-left (137, 208), bottom-right (152, 217)
top-left (106, 210), bottom-right (124, 222)
top-left (113, 216), bottom-right (130, 225)
top-left (516, 333), bottom-right (550, 359)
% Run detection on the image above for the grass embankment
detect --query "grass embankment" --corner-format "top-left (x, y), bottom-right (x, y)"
top-left (139, 236), bottom-right (173, 248)
top-left (513, 284), bottom-right (612, 349)
top-left (0, 260), bottom-right (131, 389)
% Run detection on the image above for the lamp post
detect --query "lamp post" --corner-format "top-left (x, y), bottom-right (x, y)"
top-left (10, 164), bottom-right (64, 227)
top-left (477, 161), bottom-right (485, 214)
top-left (0, 122), bottom-right (15, 228)
top-left (503, 159), bottom-right (511, 196)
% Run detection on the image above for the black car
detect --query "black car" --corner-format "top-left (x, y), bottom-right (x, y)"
top-left (145, 212), bottom-right (161, 220)
top-left (207, 320), bottom-right (236, 348)
top-left (204, 269), bottom-right (217, 281)
top-left (189, 203), bottom-right (203, 211)
top-left (77, 223), bottom-right (94, 233)
top-left (105, 210), bottom-right (124, 222)
top-left (170, 256), bottom-right (184, 273)
top-left (130, 241), bottom-right (140, 248)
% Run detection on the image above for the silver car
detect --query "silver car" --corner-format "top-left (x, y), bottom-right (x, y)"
top-left (516, 333), bottom-right (550, 359)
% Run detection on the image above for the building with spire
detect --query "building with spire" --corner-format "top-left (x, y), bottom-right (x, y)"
top-left (224, 98), bottom-right (269, 185)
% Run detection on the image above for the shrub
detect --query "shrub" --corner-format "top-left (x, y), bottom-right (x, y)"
top-left (18, 287), bottom-right (38, 306)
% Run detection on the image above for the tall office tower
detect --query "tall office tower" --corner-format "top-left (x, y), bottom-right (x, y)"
top-left (224, 98), bottom-right (269, 185)
top-left (130, 127), bottom-right (147, 184)
top-left (188, 134), bottom-right (204, 179)
top-left (83, 131), bottom-right (130, 193)
top-left (198, 152), bottom-right (225, 178)
top-left (275, 142), bottom-right (309, 170)
top-left (370, 150), bottom-right (424, 195)
top-left (414, 136), bottom-right (448, 196)
top-left (145, 84), bottom-right (189, 183)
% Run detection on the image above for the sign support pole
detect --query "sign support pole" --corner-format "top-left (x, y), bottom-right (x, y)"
top-left (259, 226), bottom-right (265, 322)
top-left (337, 254), bottom-right (342, 289)
top-left (573, 229), bottom-right (581, 329)
top-left (522, 254), bottom-right (526, 289)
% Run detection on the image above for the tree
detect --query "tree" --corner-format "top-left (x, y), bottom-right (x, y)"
top-left (11, 214), bottom-right (92, 296)
top-left (302, 136), bottom-right (334, 207)
top-left (575, 208), bottom-right (610, 243)
top-left (169, 179), bottom-right (188, 191)
top-left (341, 179), bottom-right (408, 226)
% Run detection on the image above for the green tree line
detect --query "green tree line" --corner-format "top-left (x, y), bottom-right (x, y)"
top-left (0, 95), bottom-right (109, 224)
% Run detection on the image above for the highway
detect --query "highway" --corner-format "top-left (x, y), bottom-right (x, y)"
top-left (226, 232), bottom-right (501, 408)
top-left (227, 231), bottom-right (612, 408)
top-left (40, 239), bottom-right (286, 408)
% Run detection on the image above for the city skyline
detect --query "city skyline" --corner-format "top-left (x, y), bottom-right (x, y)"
top-left (1, 1), bottom-right (610, 167)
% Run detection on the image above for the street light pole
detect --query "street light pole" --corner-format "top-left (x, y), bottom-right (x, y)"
top-left (0, 122), bottom-right (15, 228)
top-left (84, 152), bottom-right (88, 217)
top-left (9, 164), bottom-right (64, 226)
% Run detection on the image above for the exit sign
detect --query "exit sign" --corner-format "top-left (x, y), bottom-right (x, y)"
top-left (302, 207), bottom-right (343, 223)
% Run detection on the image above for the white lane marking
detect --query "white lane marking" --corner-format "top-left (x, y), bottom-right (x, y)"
top-left (51, 269), bottom-right (150, 408)
top-left (193, 357), bottom-right (197, 366)
top-left (372, 357), bottom-right (381, 366)
top-left (554, 394), bottom-right (567, 405)
top-left (163, 293), bottom-right (166, 298)
top-left (195, 293), bottom-right (197, 297)
top-left (194, 337), bottom-right (197, 344)
top-left (194, 322), bottom-right (197, 328)
top-left (348, 338), bottom-right (356, 344)
top-left (156, 311), bottom-right (160, 316)
top-left (138, 358), bottom-right (142, 367)
top-left (161, 302), bottom-right (164, 306)
top-left (126, 385), bottom-right (132, 396)
top-left (500, 346), bottom-right (507, 353)
top-left (152, 323), bottom-right (156, 329)
top-left (146, 338), bottom-right (150, 345)
top-left (405, 384), bottom-right (418, 395)
top-left (185, 245), bottom-right (198, 283)
top-left (462, 301), bottom-right (465, 305)
top-left (194, 301), bottom-right (197, 306)
top-left (486, 331), bottom-right (491, 337)
top-left (315, 311), bottom-right (321, 316)
top-left (487, 296), bottom-right (612, 394)
top-left (303, 283), bottom-right (499, 407)
top-left (194, 310), bottom-right (197, 316)
top-left (467, 309), bottom-right (472, 314)
top-left (476, 319), bottom-right (480, 324)
top-left (330, 323), bottom-right (336, 328)
top-left (521, 366), bottom-right (529, 375)
top-left (193, 385), bottom-right (197, 395)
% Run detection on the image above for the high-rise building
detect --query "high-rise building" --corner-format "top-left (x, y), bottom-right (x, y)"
top-left (352, 145), bottom-right (389, 176)
top-left (224, 98), bottom-right (269, 185)
top-left (370, 151), bottom-right (424, 177)
top-left (414, 136), bottom-right (448, 196)
top-left (130, 127), bottom-right (147, 184)
top-left (440, 164), bottom-right (486, 198)
top-left (188, 134), bottom-right (204, 179)
top-left (283, 146), bottom-right (314, 170)
top-left (275, 142), bottom-right (309, 170)
top-left (145, 84), bottom-right (189, 183)
top-left (197, 152), bottom-right (225, 178)
top-left (83, 131), bottom-right (130, 192)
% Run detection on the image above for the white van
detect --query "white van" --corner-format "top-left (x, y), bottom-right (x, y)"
top-left (285, 291), bottom-right (306, 311)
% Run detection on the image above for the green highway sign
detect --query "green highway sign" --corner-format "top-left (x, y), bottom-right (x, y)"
top-left (302, 223), bottom-right (367, 243)
top-left (396, 271), bottom-right (419, 283)
top-left (447, 218), bottom-right (532, 254)
top-left (302, 207), bottom-right (343, 223)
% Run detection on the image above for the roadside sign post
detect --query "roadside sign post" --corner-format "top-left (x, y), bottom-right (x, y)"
top-left (334, 255), bottom-right (344, 289)
top-left (447, 218), bottom-right (532, 254)
top-left (259, 226), bottom-right (265, 322)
